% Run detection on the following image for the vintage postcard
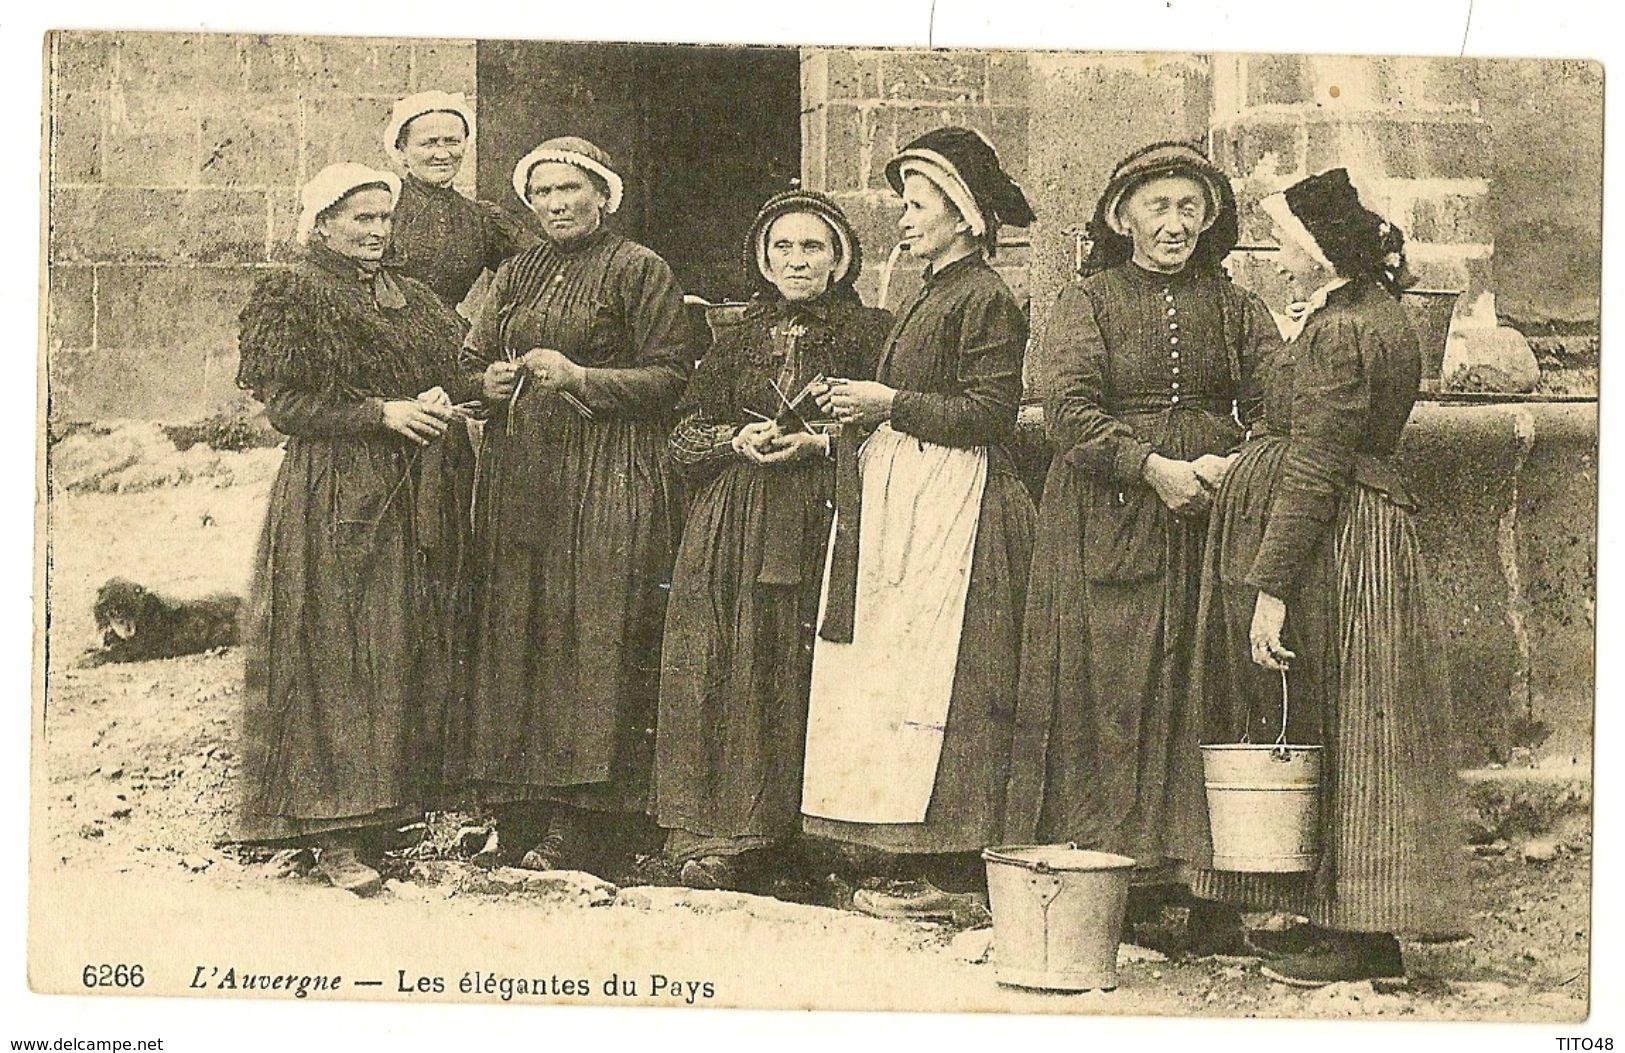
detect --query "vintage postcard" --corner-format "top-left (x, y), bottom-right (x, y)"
top-left (30, 24), bottom-right (1602, 1035)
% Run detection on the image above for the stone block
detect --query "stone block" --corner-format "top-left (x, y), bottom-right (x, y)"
top-left (1246, 54), bottom-right (1308, 107)
top-left (303, 95), bottom-right (396, 179)
top-left (986, 51), bottom-right (1029, 105)
top-left (821, 103), bottom-right (873, 193)
top-left (1408, 190), bottom-right (1491, 245)
top-left (51, 85), bottom-right (103, 185)
top-left (299, 37), bottom-right (413, 96)
top-left (1380, 118), bottom-right (1492, 180)
top-left (411, 39), bottom-right (477, 95)
top-left (51, 187), bottom-right (268, 265)
top-left (881, 51), bottom-right (987, 104)
top-left (825, 50), bottom-right (882, 100)
top-left (987, 107), bottom-right (1029, 183)
top-left (96, 266), bottom-right (260, 358)
top-left (800, 105), bottom-right (827, 190)
top-left (1227, 121), bottom-right (1300, 180)
top-left (48, 266), bottom-right (96, 350)
top-left (198, 100), bottom-right (301, 188)
top-left (1422, 58), bottom-right (1481, 108)
top-left (52, 32), bottom-right (111, 99)
top-left (101, 92), bottom-right (202, 187)
top-left (113, 34), bottom-right (248, 94)
top-left (241, 35), bottom-right (306, 95)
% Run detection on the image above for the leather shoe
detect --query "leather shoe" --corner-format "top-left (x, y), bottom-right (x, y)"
top-left (679, 855), bottom-right (740, 891)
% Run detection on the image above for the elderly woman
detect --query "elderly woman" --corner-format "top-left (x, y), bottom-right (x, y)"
top-left (655, 190), bottom-right (892, 891)
top-left (455, 137), bottom-right (694, 873)
top-left (1008, 142), bottom-right (1281, 948)
top-left (381, 91), bottom-right (537, 310)
top-left (801, 128), bottom-right (1036, 918)
top-left (234, 162), bottom-right (474, 895)
top-left (1185, 169), bottom-right (1465, 985)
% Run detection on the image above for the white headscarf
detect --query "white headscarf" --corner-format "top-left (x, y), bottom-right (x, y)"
top-left (296, 163), bottom-right (401, 246)
top-left (511, 137), bottom-right (625, 215)
top-left (895, 155), bottom-right (986, 238)
top-left (383, 91), bottom-right (475, 170)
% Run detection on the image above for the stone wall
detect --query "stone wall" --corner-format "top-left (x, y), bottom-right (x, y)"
top-left (46, 31), bottom-right (478, 421)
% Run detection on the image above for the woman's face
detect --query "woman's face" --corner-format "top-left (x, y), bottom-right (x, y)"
top-left (527, 161), bottom-right (608, 244)
top-left (898, 172), bottom-right (972, 265)
top-left (315, 186), bottom-right (394, 264)
top-left (1118, 174), bottom-right (1210, 273)
top-left (765, 212), bottom-right (839, 302)
top-left (400, 111), bottom-right (468, 187)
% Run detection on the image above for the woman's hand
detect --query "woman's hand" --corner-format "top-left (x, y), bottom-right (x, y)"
top-left (1143, 453), bottom-right (1212, 515)
top-left (755, 429), bottom-right (831, 466)
top-left (823, 378), bottom-right (897, 429)
top-left (382, 399), bottom-right (456, 445)
top-left (483, 361), bottom-right (520, 401)
top-left (1192, 452), bottom-right (1238, 494)
top-left (1249, 591), bottom-right (1295, 671)
top-left (521, 348), bottom-right (584, 393)
top-left (731, 420), bottom-right (781, 465)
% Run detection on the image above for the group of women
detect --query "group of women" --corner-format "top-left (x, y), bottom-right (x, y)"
top-left (232, 89), bottom-right (1463, 989)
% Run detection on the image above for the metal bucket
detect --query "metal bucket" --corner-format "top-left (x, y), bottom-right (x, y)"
top-left (1400, 288), bottom-right (1461, 388)
top-left (980, 844), bottom-right (1136, 991)
top-left (1201, 743), bottom-right (1323, 872)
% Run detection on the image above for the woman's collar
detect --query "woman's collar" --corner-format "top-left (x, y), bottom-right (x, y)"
top-left (924, 249), bottom-right (983, 283)
top-left (303, 241), bottom-right (408, 308)
top-left (547, 222), bottom-right (611, 254)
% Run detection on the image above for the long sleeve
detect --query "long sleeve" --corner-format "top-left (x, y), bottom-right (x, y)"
top-left (889, 285), bottom-right (1025, 448)
top-left (575, 249), bottom-right (695, 418)
top-left (1042, 284), bottom-right (1155, 485)
top-left (261, 383), bottom-right (384, 437)
top-left (1246, 315), bottom-right (1368, 597)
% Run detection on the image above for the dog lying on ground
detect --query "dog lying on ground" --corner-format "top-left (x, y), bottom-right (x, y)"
top-left (86, 578), bottom-right (242, 664)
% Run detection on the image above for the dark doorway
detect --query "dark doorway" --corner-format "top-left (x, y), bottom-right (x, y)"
top-left (477, 41), bottom-right (803, 302)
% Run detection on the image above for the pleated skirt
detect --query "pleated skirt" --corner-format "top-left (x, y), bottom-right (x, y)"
top-left (1182, 441), bottom-right (1467, 936)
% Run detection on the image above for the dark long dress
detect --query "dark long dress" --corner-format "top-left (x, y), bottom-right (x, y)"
top-left (235, 245), bottom-right (474, 842)
top-left (655, 292), bottom-right (892, 862)
top-left (803, 253), bottom-right (1036, 854)
top-left (1008, 262), bottom-right (1278, 873)
top-left (384, 174), bottom-right (537, 310)
top-left (454, 226), bottom-right (694, 814)
top-left (1183, 278), bottom-right (1466, 936)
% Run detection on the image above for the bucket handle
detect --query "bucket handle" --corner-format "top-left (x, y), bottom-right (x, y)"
top-left (1270, 669), bottom-right (1293, 760)
top-left (1241, 669), bottom-right (1293, 759)
top-left (1029, 842), bottom-right (1079, 875)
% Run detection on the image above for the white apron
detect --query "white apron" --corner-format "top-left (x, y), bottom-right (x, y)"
top-left (801, 424), bottom-right (988, 824)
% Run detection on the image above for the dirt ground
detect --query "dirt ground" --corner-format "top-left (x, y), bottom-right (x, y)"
top-left (33, 427), bottom-right (1592, 1021)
